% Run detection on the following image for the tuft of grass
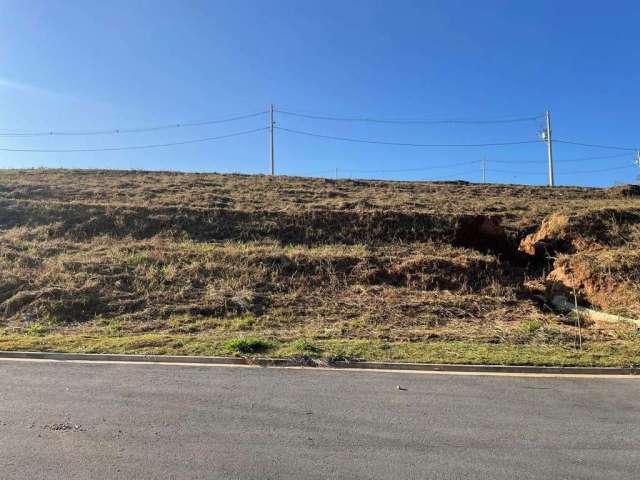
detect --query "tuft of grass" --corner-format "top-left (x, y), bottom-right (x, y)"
top-left (277, 339), bottom-right (322, 358)
top-left (223, 336), bottom-right (273, 354)
top-left (229, 315), bottom-right (256, 331)
top-left (26, 322), bottom-right (49, 336)
top-left (105, 319), bottom-right (125, 337)
top-left (518, 319), bottom-right (543, 334)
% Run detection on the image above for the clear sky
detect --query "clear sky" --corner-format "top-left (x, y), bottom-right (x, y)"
top-left (1, 0), bottom-right (639, 186)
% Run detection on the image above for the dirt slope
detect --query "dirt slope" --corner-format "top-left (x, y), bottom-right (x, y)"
top-left (0, 169), bottom-right (639, 363)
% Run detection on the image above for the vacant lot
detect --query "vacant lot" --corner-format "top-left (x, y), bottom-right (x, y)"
top-left (1, 169), bottom-right (639, 365)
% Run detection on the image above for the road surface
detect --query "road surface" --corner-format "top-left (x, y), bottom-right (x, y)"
top-left (0, 360), bottom-right (638, 479)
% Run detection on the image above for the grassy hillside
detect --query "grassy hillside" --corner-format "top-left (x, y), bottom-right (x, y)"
top-left (1, 169), bottom-right (639, 366)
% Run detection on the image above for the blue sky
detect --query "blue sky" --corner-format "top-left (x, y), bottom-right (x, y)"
top-left (0, 0), bottom-right (639, 186)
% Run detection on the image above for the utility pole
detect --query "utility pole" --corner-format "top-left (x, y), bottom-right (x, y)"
top-left (335, 167), bottom-right (338, 180)
top-left (544, 110), bottom-right (555, 187)
top-left (270, 104), bottom-right (275, 176)
top-left (481, 159), bottom-right (486, 183)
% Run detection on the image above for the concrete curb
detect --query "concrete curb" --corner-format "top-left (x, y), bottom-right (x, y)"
top-left (0, 350), bottom-right (638, 375)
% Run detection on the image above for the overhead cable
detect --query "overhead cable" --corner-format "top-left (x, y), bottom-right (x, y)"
top-left (276, 109), bottom-right (544, 125)
top-left (0, 111), bottom-right (268, 137)
top-left (0, 127), bottom-right (268, 152)
top-left (277, 126), bottom-right (541, 148)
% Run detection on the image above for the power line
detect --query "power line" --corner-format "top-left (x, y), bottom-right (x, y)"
top-left (558, 164), bottom-right (638, 175)
top-left (276, 126), bottom-right (541, 148)
top-left (460, 152), bottom-right (632, 165)
top-left (276, 109), bottom-right (544, 125)
top-left (490, 162), bottom-right (636, 175)
top-left (0, 111), bottom-right (268, 137)
top-left (488, 158), bottom-right (546, 164)
top-left (347, 171), bottom-right (476, 182)
top-left (279, 161), bottom-right (479, 176)
top-left (490, 168), bottom-right (547, 176)
top-left (340, 159), bottom-right (480, 173)
top-left (555, 139), bottom-right (639, 151)
top-left (2, 102), bottom-right (637, 183)
top-left (488, 163), bottom-right (636, 176)
top-left (0, 127), bottom-right (268, 152)
top-left (554, 152), bottom-right (632, 163)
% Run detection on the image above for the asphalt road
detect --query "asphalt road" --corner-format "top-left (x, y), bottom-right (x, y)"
top-left (0, 360), bottom-right (638, 479)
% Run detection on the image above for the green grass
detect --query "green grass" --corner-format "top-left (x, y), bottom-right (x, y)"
top-left (26, 322), bottom-right (49, 336)
top-left (1, 332), bottom-right (640, 367)
top-left (277, 339), bottom-right (321, 358)
top-left (517, 319), bottom-right (543, 334)
top-left (223, 336), bottom-right (273, 354)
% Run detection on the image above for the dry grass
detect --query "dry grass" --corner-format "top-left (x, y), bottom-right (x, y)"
top-left (0, 168), bottom-right (639, 365)
top-left (1, 168), bottom-right (636, 228)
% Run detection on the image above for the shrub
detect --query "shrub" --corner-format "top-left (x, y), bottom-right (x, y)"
top-left (223, 336), bottom-right (272, 354)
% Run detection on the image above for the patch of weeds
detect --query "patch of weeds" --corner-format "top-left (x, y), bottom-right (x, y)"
top-left (27, 322), bottom-right (48, 336)
top-left (224, 336), bottom-right (273, 354)
top-left (325, 351), bottom-right (349, 362)
top-left (177, 323), bottom-right (201, 334)
top-left (96, 316), bottom-right (110, 327)
top-left (339, 319), bottom-right (367, 336)
top-left (517, 319), bottom-right (543, 334)
top-left (40, 307), bottom-right (66, 326)
top-left (160, 264), bottom-right (178, 283)
top-left (230, 315), bottom-right (255, 331)
top-left (105, 319), bottom-right (125, 337)
top-left (542, 325), bottom-right (575, 345)
top-left (542, 325), bottom-right (561, 341)
top-left (125, 251), bottom-right (152, 266)
top-left (320, 342), bottom-right (354, 362)
top-left (168, 315), bottom-right (200, 333)
top-left (278, 339), bottom-right (322, 358)
top-left (615, 328), bottom-right (640, 340)
top-left (122, 336), bottom-right (172, 350)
